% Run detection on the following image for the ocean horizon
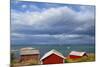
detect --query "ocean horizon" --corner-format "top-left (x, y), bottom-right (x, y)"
top-left (11, 44), bottom-right (95, 59)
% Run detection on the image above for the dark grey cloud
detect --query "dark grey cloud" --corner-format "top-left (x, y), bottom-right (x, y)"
top-left (11, 33), bottom-right (94, 44)
top-left (11, 5), bottom-right (95, 44)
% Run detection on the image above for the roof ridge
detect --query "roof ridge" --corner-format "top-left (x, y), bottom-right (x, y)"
top-left (40, 49), bottom-right (65, 61)
top-left (69, 51), bottom-right (86, 56)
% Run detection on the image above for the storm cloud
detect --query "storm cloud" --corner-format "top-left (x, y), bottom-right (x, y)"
top-left (11, 1), bottom-right (95, 45)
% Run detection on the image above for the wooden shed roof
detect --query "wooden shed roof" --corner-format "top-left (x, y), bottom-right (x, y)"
top-left (69, 51), bottom-right (86, 56)
top-left (20, 47), bottom-right (40, 55)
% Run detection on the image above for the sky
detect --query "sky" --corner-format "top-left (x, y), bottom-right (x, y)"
top-left (11, 0), bottom-right (95, 45)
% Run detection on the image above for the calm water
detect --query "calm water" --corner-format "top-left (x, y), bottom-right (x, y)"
top-left (11, 44), bottom-right (95, 59)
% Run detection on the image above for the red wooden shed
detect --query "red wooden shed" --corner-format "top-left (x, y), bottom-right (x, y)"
top-left (68, 51), bottom-right (88, 59)
top-left (40, 49), bottom-right (65, 64)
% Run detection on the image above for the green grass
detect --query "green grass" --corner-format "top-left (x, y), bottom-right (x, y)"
top-left (11, 53), bottom-right (95, 67)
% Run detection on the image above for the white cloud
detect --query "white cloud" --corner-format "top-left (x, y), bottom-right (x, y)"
top-left (11, 5), bottom-right (95, 33)
top-left (11, 5), bottom-right (95, 44)
top-left (21, 4), bottom-right (27, 8)
top-left (11, 5), bottom-right (95, 34)
top-left (11, 6), bottom-right (94, 26)
top-left (11, 6), bottom-right (75, 25)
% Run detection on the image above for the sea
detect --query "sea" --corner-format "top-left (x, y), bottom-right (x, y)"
top-left (11, 44), bottom-right (95, 59)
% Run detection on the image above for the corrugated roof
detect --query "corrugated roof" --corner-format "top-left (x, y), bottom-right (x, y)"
top-left (20, 47), bottom-right (40, 55)
top-left (40, 49), bottom-right (65, 61)
top-left (69, 51), bottom-right (86, 56)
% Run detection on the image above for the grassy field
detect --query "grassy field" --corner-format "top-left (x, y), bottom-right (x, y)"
top-left (11, 59), bottom-right (40, 67)
top-left (11, 53), bottom-right (95, 67)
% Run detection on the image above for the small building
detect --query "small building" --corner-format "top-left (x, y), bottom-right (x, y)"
top-left (40, 49), bottom-right (65, 64)
top-left (20, 47), bottom-right (40, 65)
top-left (68, 51), bottom-right (88, 59)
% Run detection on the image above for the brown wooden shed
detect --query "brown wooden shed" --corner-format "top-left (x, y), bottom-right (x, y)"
top-left (20, 47), bottom-right (40, 65)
